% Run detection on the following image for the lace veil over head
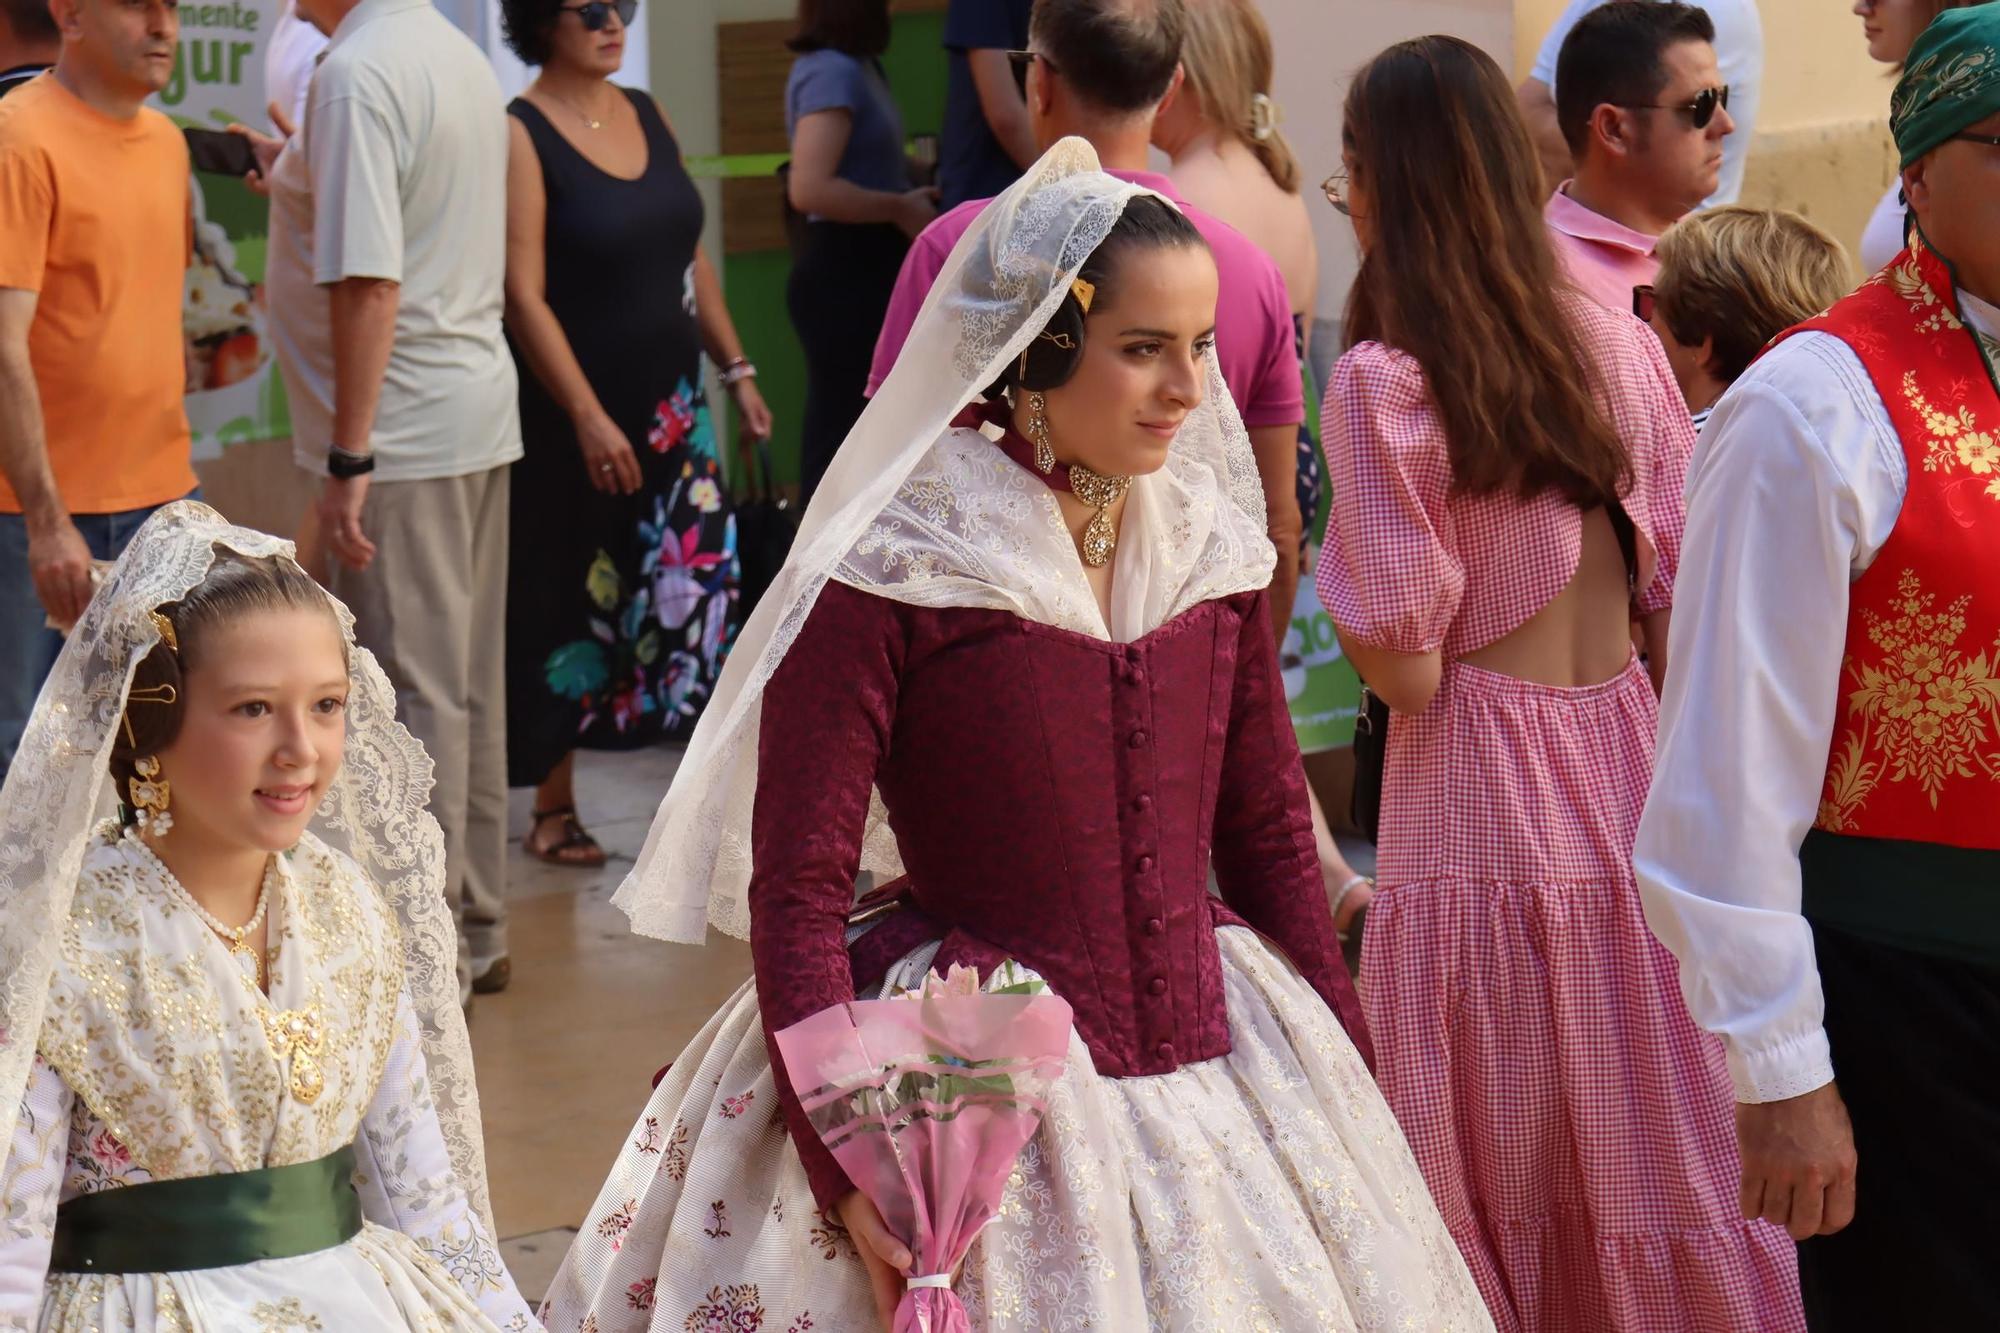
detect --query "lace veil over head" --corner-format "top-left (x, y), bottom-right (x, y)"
top-left (614, 137), bottom-right (1276, 945)
top-left (0, 502), bottom-right (497, 1230)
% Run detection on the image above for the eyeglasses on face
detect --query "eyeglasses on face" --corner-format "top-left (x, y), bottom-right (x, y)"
top-left (561, 0), bottom-right (636, 32)
top-left (1005, 49), bottom-right (1058, 95)
top-left (1618, 84), bottom-right (1729, 130)
top-left (1632, 284), bottom-right (1657, 323)
top-left (1321, 171), bottom-right (1351, 217)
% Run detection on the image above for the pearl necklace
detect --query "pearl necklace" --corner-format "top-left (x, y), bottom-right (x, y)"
top-left (123, 830), bottom-right (276, 988)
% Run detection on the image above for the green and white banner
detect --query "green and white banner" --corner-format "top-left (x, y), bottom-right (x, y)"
top-left (1284, 552), bottom-right (1362, 754)
top-left (155, 1), bottom-right (289, 460)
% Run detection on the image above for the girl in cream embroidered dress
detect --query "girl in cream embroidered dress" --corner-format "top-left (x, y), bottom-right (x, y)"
top-left (0, 506), bottom-right (534, 1332)
top-left (2, 833), bottom-right (530, 1330)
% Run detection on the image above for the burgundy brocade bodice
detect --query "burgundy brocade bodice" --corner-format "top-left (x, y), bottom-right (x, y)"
top-left (749, 580), bottom-right (1368, 1210)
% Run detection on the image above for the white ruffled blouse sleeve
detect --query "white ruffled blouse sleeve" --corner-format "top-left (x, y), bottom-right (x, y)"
top-left (0, 1057), bottom-right (69, 1330)
top-left (353, 990), bottom-right (538, 1330)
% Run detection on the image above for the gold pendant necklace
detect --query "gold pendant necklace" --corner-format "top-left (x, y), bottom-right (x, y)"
top-left (260, 1005), bottom-right (327, 1104)
top-left (550, 86), bottom-right (610, 131)
top-left (1067, 463), bottom-right (1130, 568)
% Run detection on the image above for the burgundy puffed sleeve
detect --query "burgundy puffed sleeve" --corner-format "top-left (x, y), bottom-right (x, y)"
top-left (1208, 589), bottom-right (1374, 1069)
top-left (749, 580), bottom-right (908, 1213)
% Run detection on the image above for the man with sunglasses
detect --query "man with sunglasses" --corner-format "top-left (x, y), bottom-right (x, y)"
top-left (1518, 0), bottom-right (1760, 206)
top-left (1542, 1), bottom-right (1735, 314)
top-left (246, 0), bottom-right (521, 1006)
top-left (1637, 7), bottom-right (2000, 1325)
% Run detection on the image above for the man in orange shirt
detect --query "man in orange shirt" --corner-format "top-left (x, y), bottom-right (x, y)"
top-left (0, 0), bottom-right (193, 778)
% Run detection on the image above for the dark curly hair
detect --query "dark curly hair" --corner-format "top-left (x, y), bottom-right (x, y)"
top-left (110, 550), bottom-right (343, 828)
top-left (500, 0), bottom-right (565, 66)
top-left (987, 194), bottom-right (1207, 397)
top-left (0, 0), bottom-right (57, 45)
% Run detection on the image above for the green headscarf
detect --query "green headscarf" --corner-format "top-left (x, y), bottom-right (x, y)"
top-left (1893, 6), bottom-right (2000, 168)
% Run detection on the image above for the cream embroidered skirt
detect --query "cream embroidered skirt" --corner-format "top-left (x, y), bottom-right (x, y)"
top-left (542, 926), bottom-right (1494, 1332)
top-left (37, 1223), bottom-right (503, 1331)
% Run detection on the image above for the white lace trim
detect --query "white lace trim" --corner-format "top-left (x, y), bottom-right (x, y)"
top-left (611, 138), bottom-right (1275, 946)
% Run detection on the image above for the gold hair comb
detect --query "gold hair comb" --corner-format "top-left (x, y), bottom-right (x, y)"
top-left (147, 611), bottom-right (178, 653)
top-left (120, 683), bottom-right (178, 747)
top-left (1071, 278), bottom-right (1095, 313)
top-left (1036, 331), bottom-right (1077, 350)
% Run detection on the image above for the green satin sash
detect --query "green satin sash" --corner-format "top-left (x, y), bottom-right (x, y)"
top-left (47, 1145), bottom-right (362, 1274)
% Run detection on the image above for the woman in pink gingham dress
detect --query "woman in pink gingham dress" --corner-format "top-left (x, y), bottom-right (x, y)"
top-left (1315, 38), bottom-right (1804, 1333)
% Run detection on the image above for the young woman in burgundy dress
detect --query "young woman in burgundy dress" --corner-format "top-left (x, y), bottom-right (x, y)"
top-left (541, 140), bottom-right (1492, 1333)
top-left (1317, 38), bottom-right (1803, 1332)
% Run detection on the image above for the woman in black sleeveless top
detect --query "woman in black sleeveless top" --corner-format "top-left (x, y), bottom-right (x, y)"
top-left (500, 0), bottom-right (771, 871)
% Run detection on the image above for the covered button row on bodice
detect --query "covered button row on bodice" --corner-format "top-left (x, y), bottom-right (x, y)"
top-left (747, 581), bottom-right (1366, 1209)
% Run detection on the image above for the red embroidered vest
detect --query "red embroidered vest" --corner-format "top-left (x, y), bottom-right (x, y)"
top-left (1772, 238), bottom-right (2000, 851)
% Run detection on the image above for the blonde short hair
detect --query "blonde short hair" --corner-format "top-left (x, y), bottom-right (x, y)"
top-left (1653, 206), bottom-right (1853, 384)
top-left (1179, 0), bottom-right (1299, 193)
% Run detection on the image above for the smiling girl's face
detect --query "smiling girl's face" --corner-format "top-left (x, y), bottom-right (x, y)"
top-left (146, 606), bottom-right (350, 858)
top-left (1036, 242), bottom-right (1220, 478)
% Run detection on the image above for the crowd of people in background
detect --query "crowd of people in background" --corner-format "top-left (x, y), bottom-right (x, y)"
top-left (3, 0), bottom-right (1998, 1326)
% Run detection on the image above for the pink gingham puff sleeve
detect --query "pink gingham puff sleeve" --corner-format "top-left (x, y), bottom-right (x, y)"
top-left (1316, 341), bottom-right (1465, 655)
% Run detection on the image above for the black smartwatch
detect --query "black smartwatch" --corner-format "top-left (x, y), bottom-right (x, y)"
top-left (327, 446), bottom-right (376, 480)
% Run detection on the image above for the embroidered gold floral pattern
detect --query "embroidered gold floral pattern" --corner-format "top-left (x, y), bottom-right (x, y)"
top-left (1900, 372), bottom-right (2000, 502)
top-left (250, 1297), bottom-right (324, 1331)
top-left (1888, 249), bottom-right (1966, 336)
top-left (1820, 569), bottom-right (2000, 828)
top-left (36, 832), bottom-right (400, 1182)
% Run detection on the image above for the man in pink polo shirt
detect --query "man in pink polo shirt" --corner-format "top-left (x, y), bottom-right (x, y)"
top-left (868, 0), bottom-right (1305, 619)
top-left (1545, 1), bottom-right (1734, 315)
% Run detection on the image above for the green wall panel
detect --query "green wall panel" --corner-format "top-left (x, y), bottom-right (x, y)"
top-left (720, 249), bottom-right (806, 492)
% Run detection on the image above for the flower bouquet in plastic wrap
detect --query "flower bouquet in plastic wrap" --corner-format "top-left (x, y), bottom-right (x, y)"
top-left (772, 962), bottom-right (1073, 1333)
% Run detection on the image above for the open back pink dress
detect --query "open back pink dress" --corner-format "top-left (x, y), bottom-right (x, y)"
top-left (1316, 296), bottom-right (1805, 1333)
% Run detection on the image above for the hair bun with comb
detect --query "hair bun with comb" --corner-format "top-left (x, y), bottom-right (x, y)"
top-left (1249, 92), bottom-right (1279, 143)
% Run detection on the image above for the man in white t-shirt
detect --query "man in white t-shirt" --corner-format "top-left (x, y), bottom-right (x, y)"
top-left (1519, 0), bottom-right (1762, 206)
top-left (246, 0), bottom-right (520, 1004)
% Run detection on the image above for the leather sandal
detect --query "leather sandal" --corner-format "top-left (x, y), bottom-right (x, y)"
top-left (526, 805), bottom-right (607, 868)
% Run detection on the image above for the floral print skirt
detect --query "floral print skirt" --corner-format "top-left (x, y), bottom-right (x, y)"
top-left (507, 377), bottom-right (741, 788)
top-left (540, 928), bottom-right (1493, 1333)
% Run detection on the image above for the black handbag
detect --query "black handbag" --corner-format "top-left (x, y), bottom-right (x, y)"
top-left (734, 440), bottom-right (795, 617)
top-left (1349, 683), bottom-right (1389, 844)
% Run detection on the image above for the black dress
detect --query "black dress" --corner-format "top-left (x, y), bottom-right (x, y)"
top-left (506, 89), bottom-right (740, 789)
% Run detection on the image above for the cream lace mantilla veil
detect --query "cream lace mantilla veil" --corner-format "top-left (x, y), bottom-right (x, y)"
top-left (615, 137), bottom-right (1278, 946)
top-left (0, 502), bottom-right (497, 1231)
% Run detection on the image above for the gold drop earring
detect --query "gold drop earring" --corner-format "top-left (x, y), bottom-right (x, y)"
top-left (130, 755), bottom-right (173, 837)
top-left (1025, 391), bottom-right (1056, 474)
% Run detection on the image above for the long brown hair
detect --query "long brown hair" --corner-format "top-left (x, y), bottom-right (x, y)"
top-left (1343, 36), bottom-right (1627, 507)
